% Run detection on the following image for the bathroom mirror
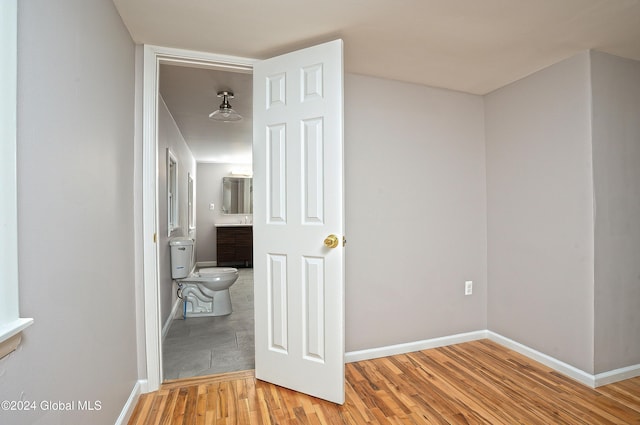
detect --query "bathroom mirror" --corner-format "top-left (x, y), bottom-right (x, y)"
top-left (222, 177), bottom-right (253, 214)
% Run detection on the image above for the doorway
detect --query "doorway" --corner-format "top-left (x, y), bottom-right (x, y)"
top-left (140, 46), bottom-right (257, 390)
top-left (142, 41), bottom-right (345, 403)
top-left (158, 63), bottom-right (255, 380)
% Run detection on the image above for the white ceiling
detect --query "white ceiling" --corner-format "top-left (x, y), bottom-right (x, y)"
top-left (159, 64), bottom-right (253, 164)
top-left (116, 0), bottom-right (640, 162)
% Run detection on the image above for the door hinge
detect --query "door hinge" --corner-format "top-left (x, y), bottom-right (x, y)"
top-left (153, 233), bottom-right (157, 243)
top-left (343, 236), bottom-right (347, 247)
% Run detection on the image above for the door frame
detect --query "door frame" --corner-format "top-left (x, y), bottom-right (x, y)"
top-left (141, 45), bottom-right (256, 391)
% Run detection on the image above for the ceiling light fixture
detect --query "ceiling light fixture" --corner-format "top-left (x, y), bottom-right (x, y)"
top-left (209, 91), bottom-right (242, 122)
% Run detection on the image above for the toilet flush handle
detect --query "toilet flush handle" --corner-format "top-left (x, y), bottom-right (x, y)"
top-left (324, 234), bottom-right (339, 249)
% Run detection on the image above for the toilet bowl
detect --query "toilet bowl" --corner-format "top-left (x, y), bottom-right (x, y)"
top-left (178, 267), bottom-right (239, 317)
top-left (169, 238), bottom-right (239, 317)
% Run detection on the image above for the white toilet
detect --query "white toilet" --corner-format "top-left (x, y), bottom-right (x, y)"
top-left (169, 237), bottom-right (239, 317)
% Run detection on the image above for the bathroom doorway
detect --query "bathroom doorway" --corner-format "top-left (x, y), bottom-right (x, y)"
top-left (142, 41), bottom-right (346, 400)
top-left (157, 63), bottom-right (255, 381)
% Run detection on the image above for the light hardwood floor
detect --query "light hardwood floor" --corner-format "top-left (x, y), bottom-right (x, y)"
top-left (129, 339), bottom-right (640, 424)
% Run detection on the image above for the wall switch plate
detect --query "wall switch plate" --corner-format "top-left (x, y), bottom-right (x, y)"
top-left (465, 281), bottom-right (473, 295)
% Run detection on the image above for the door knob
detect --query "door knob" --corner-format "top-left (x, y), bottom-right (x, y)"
top-left (324, 234), bottom-right (339, 249)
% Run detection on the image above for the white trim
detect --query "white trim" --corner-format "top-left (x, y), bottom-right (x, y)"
top-left (114, 379), bottom-right (146, 425)
top-left (138, 379), bottom-right (149, 394)
top-left (489, 333), bottom-right (638, 387)
top-left (486, 331), bottom-right (597, 387)
top-left (345, 330), bottom-right (487, 363)
top-left (595, 363), bottom-right (640, 386)
top-left (166, 148), bottom-right (179, 236)
top-left (345, 330), bottom-right (639, 388)
top-left (0, 0), bottom-right (34, 346)
top-left (162, 298), bottom-right (182, 341)
top-left (489, 332), bottom-right (640, 387)
top-left (142, 45), bottom-right (162, 392)
top-left (188, 172), bottom-right (195, 230)
top-left (141, 44), bottom-right (256, 392)
top-left (0, 318), bottom-right (34, 343)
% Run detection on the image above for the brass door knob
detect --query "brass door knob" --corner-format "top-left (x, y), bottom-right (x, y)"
top-left (324, 234), bottom-right (339, 249)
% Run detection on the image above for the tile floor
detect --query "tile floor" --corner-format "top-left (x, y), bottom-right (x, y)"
top-left (162, 268), bottom-right (254, 380)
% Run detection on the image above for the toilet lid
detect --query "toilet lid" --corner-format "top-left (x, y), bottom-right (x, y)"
top-left (198, 267), bottom-right (238, 276)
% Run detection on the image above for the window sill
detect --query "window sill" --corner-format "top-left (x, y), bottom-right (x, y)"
top-left (0, 318), bottom-right (34, 345)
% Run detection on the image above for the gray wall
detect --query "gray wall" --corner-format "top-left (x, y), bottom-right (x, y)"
top-left (158, 97), bottom-right (196, 326)
top-left (0, 0), bottom-right (138, 424)
top-left (485, 52), bottom-right (595, 373)
top-left (344, 74), bottom-right (487, 352)
top-left (195, 162), bottom-right (253, 263)
top-left (591, 51), bottom-right (640, 373)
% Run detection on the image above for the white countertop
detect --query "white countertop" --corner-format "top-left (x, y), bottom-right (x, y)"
top-left (214, 223), bottom-right (252, 227)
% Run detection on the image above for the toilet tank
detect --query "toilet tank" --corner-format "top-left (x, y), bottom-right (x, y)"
top-left (169, 238), bottom-right (194, 279)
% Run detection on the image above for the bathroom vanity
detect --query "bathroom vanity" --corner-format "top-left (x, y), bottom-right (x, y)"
top-left (215, 224), bottom-right (253, 267)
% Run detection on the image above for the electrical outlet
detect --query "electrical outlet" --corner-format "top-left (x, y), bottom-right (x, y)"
top-left (465, 281), bottom-right (473, 295)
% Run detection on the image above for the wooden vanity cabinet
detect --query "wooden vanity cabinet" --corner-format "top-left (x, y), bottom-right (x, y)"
top-left (216, 226), bottom-right (253, 267)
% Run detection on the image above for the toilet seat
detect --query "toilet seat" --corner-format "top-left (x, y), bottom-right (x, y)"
top-left (197, 267), bottom-right (238, 277)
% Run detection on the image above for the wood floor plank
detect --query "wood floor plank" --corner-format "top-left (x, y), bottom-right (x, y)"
top-left (129, 393), bottom-right (154, 425)
top-left (158, 388), bottom-right (179, 425)
top-left (172, 388), bottom-right (189, 425)
top-left (598, 379), bottom-right (640, 414)
top-left (194, 388), bottom-right (206, 425)
top-left (146, 393), bottom-right (167, 425)
top-left (203, 383), bottom-right (218, 425)
top-left (129, 340), bottom-right (640, 425)
top-left (257, 386), bottom-right (274, 425)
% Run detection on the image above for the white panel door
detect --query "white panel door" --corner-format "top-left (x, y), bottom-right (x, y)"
top-left (253, 40), bottom-right (345, 404)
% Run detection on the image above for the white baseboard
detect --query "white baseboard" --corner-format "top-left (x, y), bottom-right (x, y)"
top-left (162, 298), bottom-right (182, 341)
top-left (345, 329), bottom-right (640, 388)
top-left (595, 363), bottom-right (640, 386)
top-left (138, 379), bottom-right (149, 393)
top-left (486, 331), bottom-right (596, 387)
top-left (115, 379), bottom-right (146, 425)
top-left (196, 261), bottom-right (217, 268)
top-left (345, 330), bottom-right (487, 363)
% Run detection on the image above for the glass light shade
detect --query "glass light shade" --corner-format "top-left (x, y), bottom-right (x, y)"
top-left (209, 108), bottom-right (242, 122)
top-left (209, 91), bottom-right (243, 122)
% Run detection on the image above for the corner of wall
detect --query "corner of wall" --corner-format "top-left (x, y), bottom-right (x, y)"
top-left (484, 51), bottom-right (595, 373)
